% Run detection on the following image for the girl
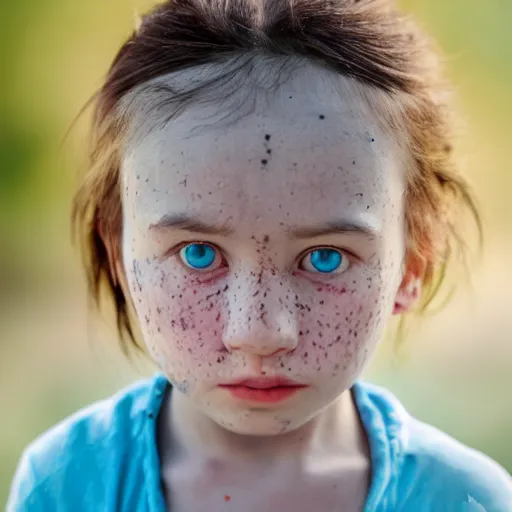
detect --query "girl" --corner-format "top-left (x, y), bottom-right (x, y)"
top-left (8, 0), bottom-right (512, 510)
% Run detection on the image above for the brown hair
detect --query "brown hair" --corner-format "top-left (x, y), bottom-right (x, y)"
top-left (72, 0), bottom-right (481, 354)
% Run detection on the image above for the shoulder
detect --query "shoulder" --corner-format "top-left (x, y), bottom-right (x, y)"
top-left (7, 374), bottom-right (167, 511)
top-left (401, 417), bottom-right (512, 510)
top-left (356, 381), bottom-right (512, 511)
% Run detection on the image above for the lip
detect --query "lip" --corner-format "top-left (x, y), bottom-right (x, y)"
top-left (218, 377), bottom-right (307, 404)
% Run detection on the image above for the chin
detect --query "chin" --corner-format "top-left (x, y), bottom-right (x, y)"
top-left (211, 408), bottom-right (301, 437)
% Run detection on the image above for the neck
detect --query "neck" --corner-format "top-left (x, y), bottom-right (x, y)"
top-left (158, 387), bottom-right (370, 469)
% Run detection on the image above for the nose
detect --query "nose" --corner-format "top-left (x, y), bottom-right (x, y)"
top-left (222, 273), bottom-right (299, 358)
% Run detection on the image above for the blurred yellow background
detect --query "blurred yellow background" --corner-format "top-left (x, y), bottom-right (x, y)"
top-left (1, 0), bottom-right (511, 505)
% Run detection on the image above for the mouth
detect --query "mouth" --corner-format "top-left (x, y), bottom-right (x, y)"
top-left (218, 377), bottom-right (307, 404)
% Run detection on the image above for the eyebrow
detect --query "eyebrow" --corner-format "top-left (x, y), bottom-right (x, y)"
top-left (149, 213), bottom-right (379, 239)
top-left (289, 220), bottom-right (379, 239)
top-left (149, 214), bottom-right (234, 236)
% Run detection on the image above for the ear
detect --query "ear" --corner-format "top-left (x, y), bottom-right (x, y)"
top-left (393, 253), bottom-right (426, 315)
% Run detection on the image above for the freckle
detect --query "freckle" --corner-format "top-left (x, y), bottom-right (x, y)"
top-left (266, 148), bottom-right (271, 154)
top-left (352, 161), bottom-right (356, 165)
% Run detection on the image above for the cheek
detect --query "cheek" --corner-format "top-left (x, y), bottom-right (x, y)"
top-left (292, 267), bottom-right (392, 378)
top-left (127, 257), bottom-right (228, 376)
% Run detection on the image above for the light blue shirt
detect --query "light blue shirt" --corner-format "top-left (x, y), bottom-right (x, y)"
top-left (7, 374), bottom-right (512, 511)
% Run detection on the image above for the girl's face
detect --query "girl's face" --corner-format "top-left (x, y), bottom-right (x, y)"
top-left (121, 69), bottom-right (408, 435)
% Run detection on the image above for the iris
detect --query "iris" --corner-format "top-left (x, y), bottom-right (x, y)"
top-left (308, 249), bottom-right (343, 273)
top-left (181, 244), bottom-right (216, 269)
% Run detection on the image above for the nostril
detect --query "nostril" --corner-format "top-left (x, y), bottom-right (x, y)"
top-left (257, 346), bottom-right (290, 358)
top-left (225, 343), bottom-right (288, 358)
top-left (224, 343), bottom-right (239, 353)
top-left (267, 347), bottom-right (287, 357)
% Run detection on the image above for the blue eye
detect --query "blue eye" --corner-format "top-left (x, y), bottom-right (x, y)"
top-left (179, 243), bottom-right (218, 270)
top-left (302, 248), bottom-right (349, 274)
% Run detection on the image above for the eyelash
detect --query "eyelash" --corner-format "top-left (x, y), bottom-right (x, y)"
top-left (166, 241), bottom-right (356, 277)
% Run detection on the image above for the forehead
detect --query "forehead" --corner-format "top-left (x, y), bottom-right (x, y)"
top-left (121, 63), bottom-right (405, 233)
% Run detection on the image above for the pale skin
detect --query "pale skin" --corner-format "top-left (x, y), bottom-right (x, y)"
top-left (116, 64), bottom-right (422, 511)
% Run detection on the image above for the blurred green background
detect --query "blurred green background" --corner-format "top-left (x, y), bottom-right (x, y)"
top-left (1, 0), bottom-right (511, 505)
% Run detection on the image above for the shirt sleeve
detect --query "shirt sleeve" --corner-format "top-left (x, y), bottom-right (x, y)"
top-left (446, 453), bottom-right (512, 512)
top-left (397, 443), bottom-right (512, 512)
top-left (6, 450), bottom-right (47, 512)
